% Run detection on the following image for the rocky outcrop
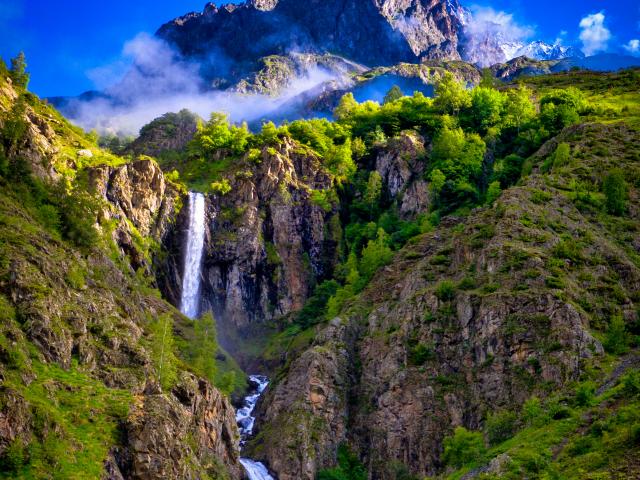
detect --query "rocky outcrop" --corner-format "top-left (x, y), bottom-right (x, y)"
top-left (127, 110), bottom-right (200, 158)
top-left (194, 139), bottom-right (341, 359)
top-left (246, 318), bottom-right (356, 480)
top-left (120, 373), bottom-right (241, 480)
top-left (0, 80), bottom-right (60, 181)
top-left (375, 131), bottom-right (430, 217)
top-left (490, 56), bottom-right (560, 82)
top-left (87, 158), bottom-right (182, 270)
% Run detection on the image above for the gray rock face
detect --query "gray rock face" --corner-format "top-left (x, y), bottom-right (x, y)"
top-left (375, 131), bottom-right (430, 217)
top-left (196, 139), bottom-right (341, 360)
top-left (247, 318), bottom-right (356, 480)
top-left (157, 0), bottom-right (466, 85)
top-left (88, 158), bottom-right (181, 271)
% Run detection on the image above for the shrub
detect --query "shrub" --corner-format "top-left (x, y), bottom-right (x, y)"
top-left (65, 265), bottom-right (86, 290)
top-left (310, 189), bottom-right (334, 213)
top-left (603, 169), bottom-right (627, 216)
top-left (148, 313), bottom-right (178, 390)
top-left (522, 396), bottom-right (547, 427)
top-left (621, 369), bottom-right (640, 397)
top-left (486, 181), bottom-right (502, 205)
top-left (574, 382), bottom-right (596, 407)
top-left (443, 427), bottom-right (486, 467)
top-left (296, 280), bottom-right (340, 327)
top-left (0, 438), bottom-right (26, 472)
top-left (603, 315), bottom-right (628, 355)
top-left (56, 186), bottom-right (100, 249)
top-left (317, 445), bottom-right (366, 480)
top-left (485, 410), bottom-right (518, 445)
top-left (210, 179), bottom-right (232, 195)
top-left (359, 228), bottom-right (393, 281)
top-left (553, 142), bottom-right (571, 168)
top-left (409, 343), bottom-right (435, 365)
top-left (190, 312), bottom-right (218, 383)
top-left (435, 280), bottom-right (456, 301)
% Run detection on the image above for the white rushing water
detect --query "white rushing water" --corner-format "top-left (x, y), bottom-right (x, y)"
top-left (236, 375), bottom-right (275, 480)
top-left (179, 192), bottom-right (206, 319)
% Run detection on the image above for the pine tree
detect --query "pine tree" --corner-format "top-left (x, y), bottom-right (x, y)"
top-left (9, 52), bottom-right (29, 89)
top-left (191, 312), bottom-right (218, 382)
top-left (149, 313), bottom-right (178, 390)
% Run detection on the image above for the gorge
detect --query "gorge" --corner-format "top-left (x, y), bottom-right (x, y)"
top-left (0, 1), bottom-right (640, 479)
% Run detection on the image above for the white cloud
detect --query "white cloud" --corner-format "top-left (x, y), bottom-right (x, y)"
top-left (461, 6), bottom-right (535, 67)
top-left (465, 7), bottom-right (535, 42)
top-left (67, 33), bottom-right (343, 135)
top-left (579, 12), bottom-right (611, 56)
top-left (624, 39), bottom-right (640, 55)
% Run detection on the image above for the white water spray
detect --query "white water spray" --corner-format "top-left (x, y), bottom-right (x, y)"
top-left (179, 192), bottom-right (206, 319)
top-left (236, 375), bottom-right (276, 480)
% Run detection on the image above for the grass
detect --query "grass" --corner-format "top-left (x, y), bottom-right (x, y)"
top-left (442, 366), bottom-right (640, 480)
top-left (2, 360), bottom-right (132, 479)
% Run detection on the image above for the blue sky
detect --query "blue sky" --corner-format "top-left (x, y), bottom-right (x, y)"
top-left (1, 0), bottom-right (639, 97)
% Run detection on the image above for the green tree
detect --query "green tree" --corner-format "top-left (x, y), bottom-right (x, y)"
top-left (317, 445), bottom-right (366, 480)
top-left (191, 312), bottom-right (218, 382)
top-left (189, 113), bottom-right (249, 157)
top-left (259, 121), bottom-right (280, 145)
top-left (364, 171), bottom-right (382, 210)
top-left (383, 85), bottom-right (403, 104)
top-left (469, 87), bottom-right (506, 132)
top-left (434, 72), bottom-right (471, 115)
top-left (504, 85), bottom-right (536, 132)
top-left (522, 396), bottom-right (547, 427)
top-left (603, 315), bottom-right (629, 355)
top-left (485, 410), bottom-right (518, 445)
top-left (9, 52), bottom-right (29, 89)
top-left (429, 168), bottom-right (446, 203)
top-left (149, 313), bottom-right (178, 390)
top-left (359, 228), bottom-right (393, 281)
top-left (443, 427), bottom-right (486, 467)
top-left (325, 139), bottom-right (356, 184)
top-left (334, 93), bottom-right (359, 122)
top-left (479, 68), bottom-right (498, 88)
top-left (486, 180), bottom-right (502, 204)
top-left (603, 169), bottom-right (627, 216)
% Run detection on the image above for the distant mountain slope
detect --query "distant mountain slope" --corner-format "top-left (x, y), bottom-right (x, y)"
top-left (156, 0), bottom-right (466, 83)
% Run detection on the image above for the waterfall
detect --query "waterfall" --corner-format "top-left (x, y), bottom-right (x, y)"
top-left (179, 192), bottom-right (206, 319)
top-left (236, 375), bottom-right (276, 480)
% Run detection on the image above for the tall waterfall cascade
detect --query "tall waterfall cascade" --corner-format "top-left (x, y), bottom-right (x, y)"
top-left (179, 192), bottom-right (206, 319)
top-left (236, 376), bottom-right (276, 480)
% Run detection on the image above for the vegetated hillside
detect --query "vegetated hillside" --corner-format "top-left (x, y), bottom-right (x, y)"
top-left (0, 60), bottom-right (244, 479)
top-left (111, 64), bottom-right (640, 480)
top-left (222, 69), bottom-right (638, 479)
top-left (3, 44), bottom-right (639, 480)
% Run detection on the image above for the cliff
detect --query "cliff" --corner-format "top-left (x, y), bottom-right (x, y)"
top-left (0, 72), bottom-right (242, 479)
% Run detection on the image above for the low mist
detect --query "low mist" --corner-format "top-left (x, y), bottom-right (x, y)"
top-left (62, 33), bottom-right (344, 136)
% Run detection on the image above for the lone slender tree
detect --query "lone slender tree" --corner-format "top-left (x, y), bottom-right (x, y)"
top-left (9, 52), bottom-right (29, 89)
